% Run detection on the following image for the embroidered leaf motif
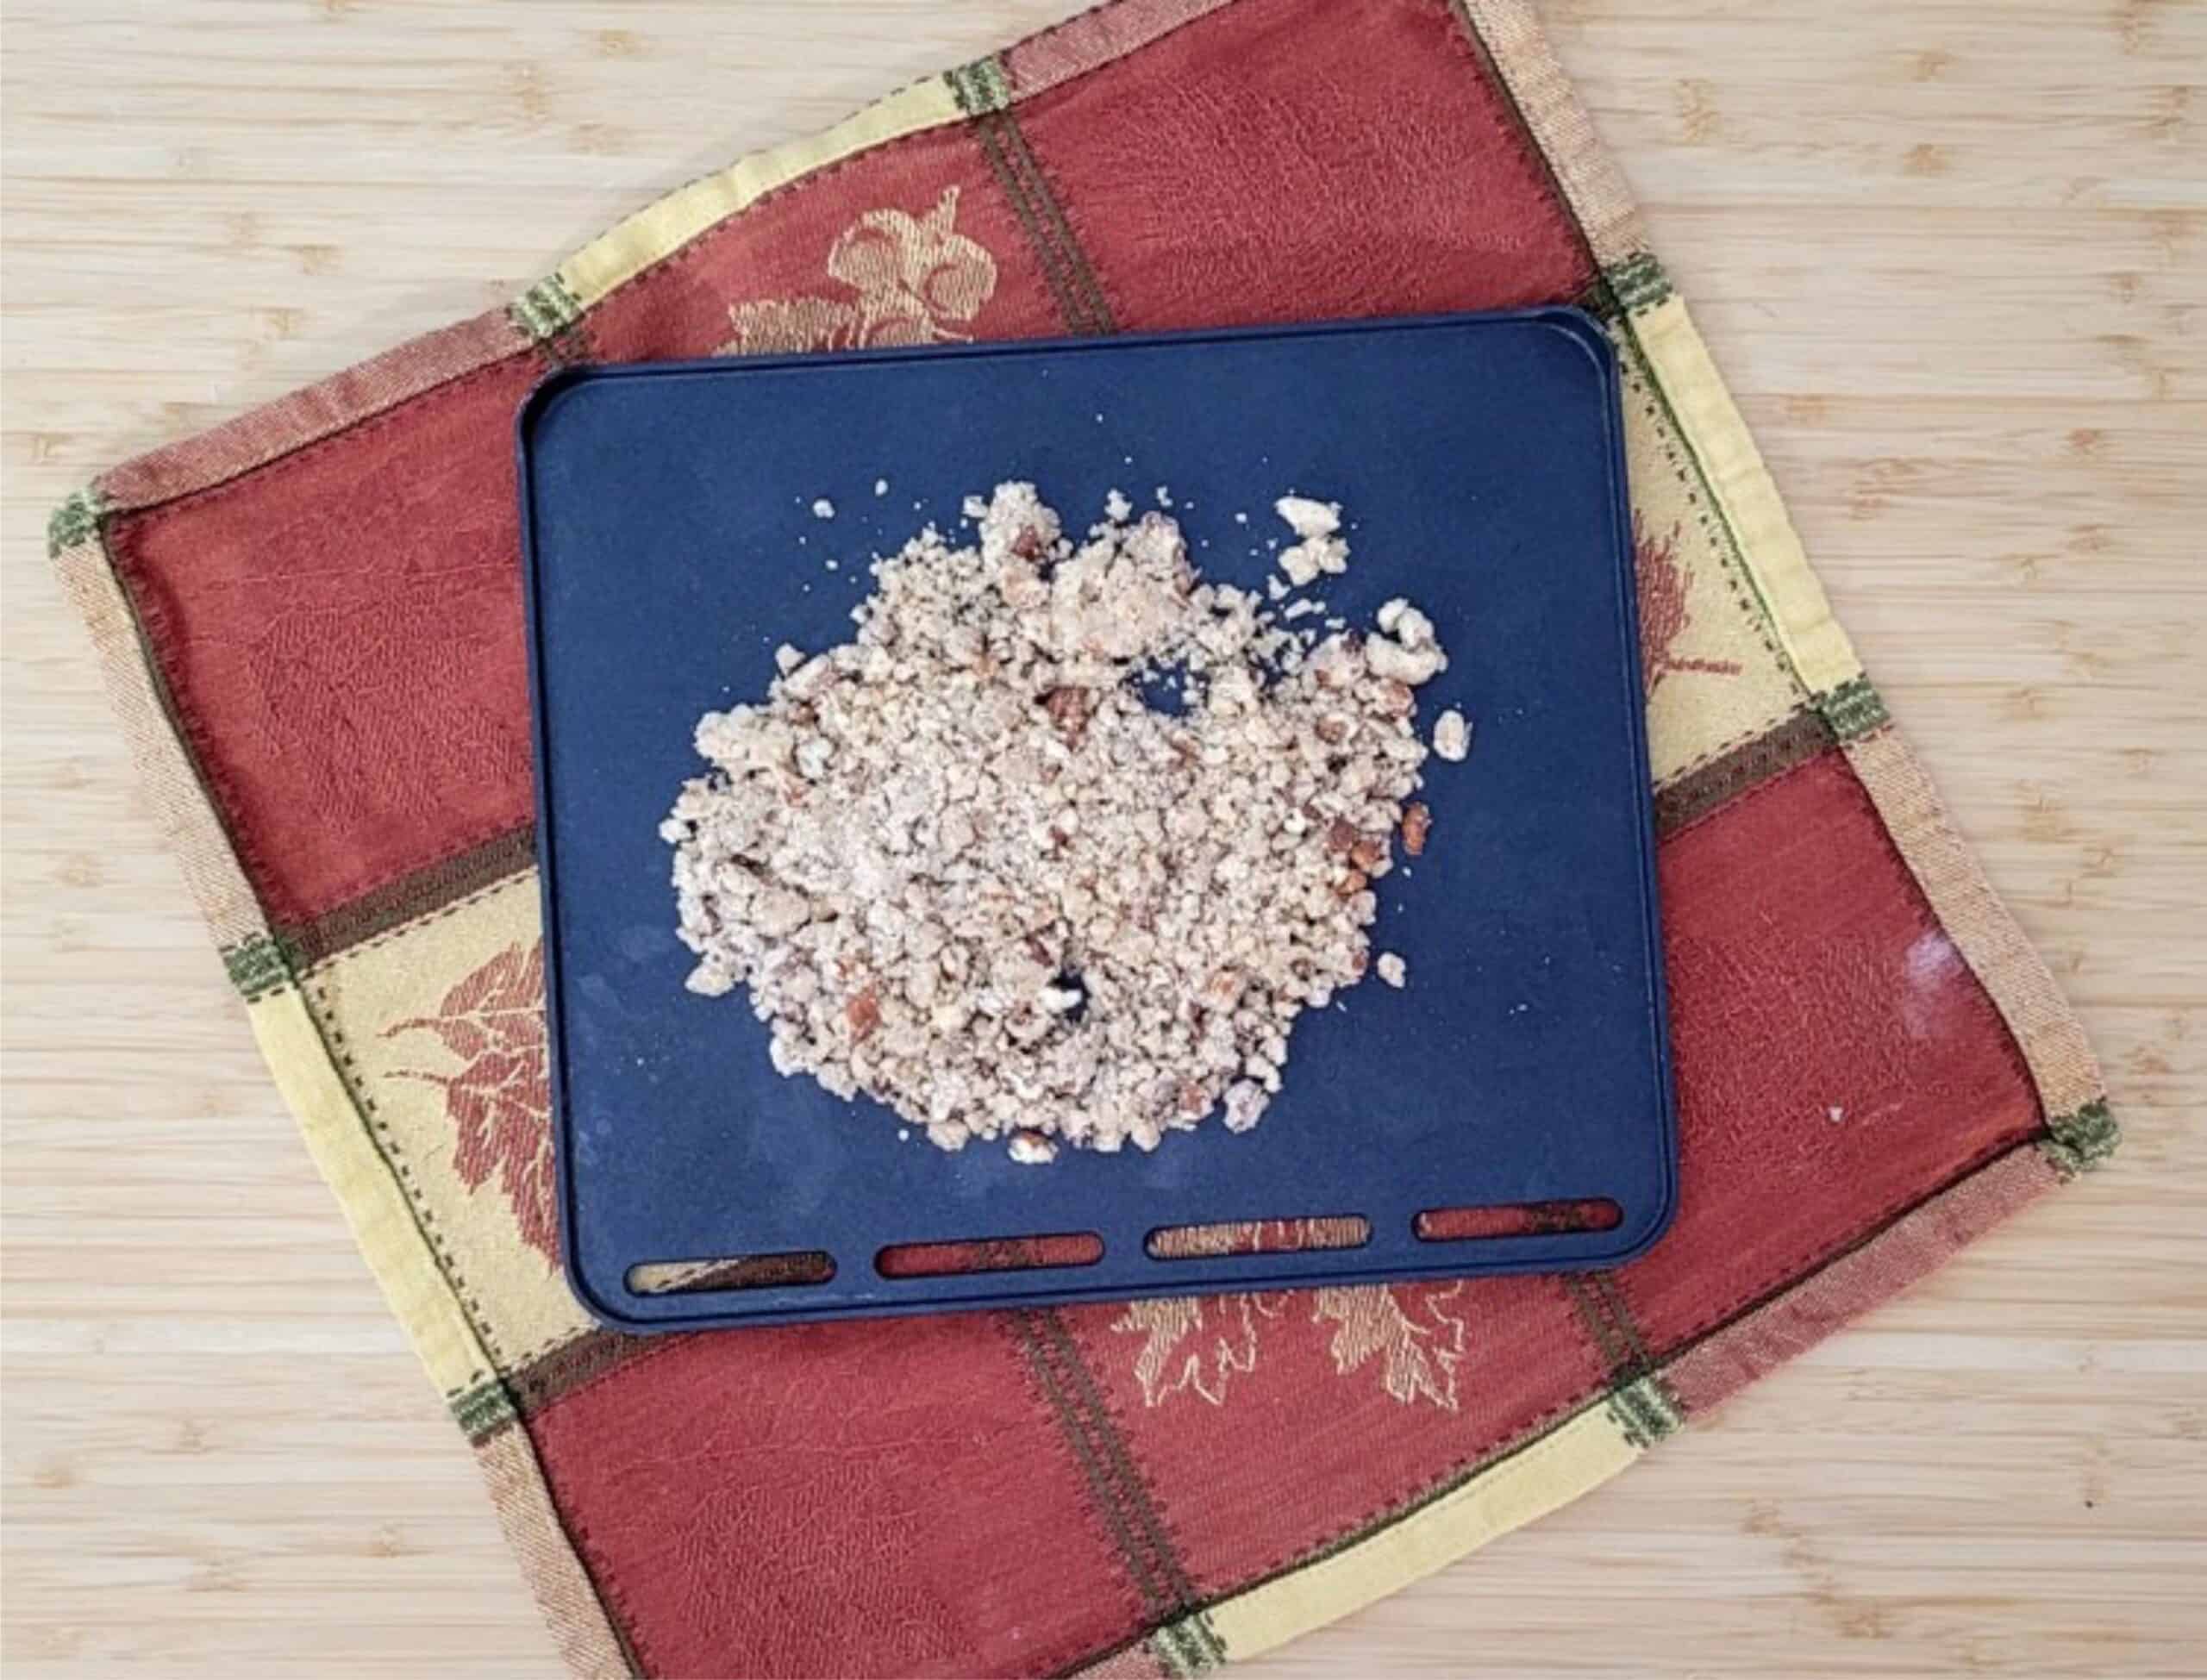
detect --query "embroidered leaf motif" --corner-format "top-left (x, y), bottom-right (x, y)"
top-left (1635, 514), bottom-right (1742, 696)
top-left (384, 940), bottom-right (559, 1267)
top-left (1310, 1282), bottom-right (1468, 1413)
top-left (722, 187), bottom-right (999, 356)
top-left (1111, 1293), bottom-right (1270, 1408)
top-left (1110, 1220), bottom-right (1464, 1410)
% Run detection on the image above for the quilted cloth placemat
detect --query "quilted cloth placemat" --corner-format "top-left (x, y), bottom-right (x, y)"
top-left (49, 0), bottom-right (2116, 1674)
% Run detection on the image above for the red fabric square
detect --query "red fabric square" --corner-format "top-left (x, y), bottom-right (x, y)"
top-left (583, 126), bottom-right (1075, 365)
top-left (105, 353), bottom-right (544, 929)
top-left (1016, 0), bottom-right (1594, 331)
top-left (527, 1318), bottom-right (1141, 1679)
top-left (1617, 752), bottom-right (2043, 1353)
top-left (1060, 1268), bottom-right (1606, 1597)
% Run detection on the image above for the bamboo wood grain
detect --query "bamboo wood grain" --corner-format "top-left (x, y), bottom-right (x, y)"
top-left (3, 2), bottom-right (2200, 1674)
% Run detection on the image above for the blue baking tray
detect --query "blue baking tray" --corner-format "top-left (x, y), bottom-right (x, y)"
top-left (517, 309), bottom-right (1675, 1332)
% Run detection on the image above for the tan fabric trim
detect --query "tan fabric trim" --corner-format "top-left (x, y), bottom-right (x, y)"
top-left (478, 1427), bottom-right (634, 1679)
top-left (1001, 0), bottom-right (1235, 98)
top-left (1843, 727), bottom-right (2105, 1120)
top-left (49, 527), bottom-right (266, 951)
top-left (97, 309), bottom-right (527, 515)
top-left (1453, 0), bottom-right (1645, 270)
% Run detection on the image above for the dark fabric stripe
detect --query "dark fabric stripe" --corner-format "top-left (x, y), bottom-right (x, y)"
top-left (995, 106), bottom-right (1117, 334)
top-left (1655, 709), bottom-right (1835, 836)
top-left (970, 109), bottom-right (1100, 336)
top-left (1008, 1308), bottom-right (1179, 1621)
top-left (1035, 1309), bottom-right (1217, 1653)
top-left (507, 1327), bottom-right (671, 1417)
top-left (284, 825), bottom-right (536, 969)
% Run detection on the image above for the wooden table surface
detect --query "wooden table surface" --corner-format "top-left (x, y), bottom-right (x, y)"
top-left (3, 2), bottom-right (2202, 1674)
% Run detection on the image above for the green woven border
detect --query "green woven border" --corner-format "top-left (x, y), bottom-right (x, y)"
top-left (221, 931), bottom-right (292, 1003)
top-left (453, 1377), bottom-right (520, 1443)
top-left (946, 54), bottom-right (1014, 116)
top-left (2041, 1098), bottom-right (2120, 1177)
top-left (510, 273), bottom-right (585, 346)
top-left (1147, 1610), bottom-right (1229, 1677)
top-left (1606, 1374), bottom-right (1686, 1448)
top-left (1608, 250), bottom-right (1672, 315)
top-left (1820, 676), bottom-right (1891, 742)
top-left (47, 487), bottom-right (109, 559)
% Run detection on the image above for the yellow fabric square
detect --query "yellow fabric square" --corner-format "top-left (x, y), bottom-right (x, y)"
top-left (303, 874), bottom-right (592, 1374)
top-left (1613, 323), bottom-right (1810, 785)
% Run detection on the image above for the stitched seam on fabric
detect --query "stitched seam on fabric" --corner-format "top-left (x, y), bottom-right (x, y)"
top-left (300, 866), bottom-right (537, 978)
top-left (1438, 0), bottom-right (1810, 700)
top-left (519, 1333), bottom-right (685, 1420)
top-left (303, 973), bottom-right (510, 1371)
top-left (995, 103), bottom-right (1119, 334)
top-left (103, 349), bottom-right (535, 531)
top-left (1655, 712), bottom-right (1836, 837)
top-left (1038, 1309), bottom-right (1222, 1661)
top-left (970, 108), bottom-right (1097, 335)
top-left (1613, 320), bottom-right (1809, 696)
top-left (267, 814), bottom-right (535, 950)
top-left (1655, 1132), bottom-right (2051, 1373)
top-left (1615, 339), bottom-right (1807, 701)
top-left (1018, 1312), bottom-right (1180, 1620)
top-left (1008, 1308), bottom-right (1180, 1622)
top-left (1428, 0), bottom-right (1598, 297)
top-left (991, 1326), bottom-right (1176, 1680)
top-left (554, 1501), bottom-right (658, 1680)
top-left (91, 519), bottom-right (290, 955)
top-left (283, 826), bottom-right (538, 970)
top-left (1654, 705), bottom-right (1814, 794)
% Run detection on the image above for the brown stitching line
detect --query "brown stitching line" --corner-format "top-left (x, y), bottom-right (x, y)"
top-left (1429, 0), bottom-right (1601, 300)
top-left (519, 1333), bottom-right (686, 1418)
top-left (267, 811), bottom-right (534, 950)
top-left (1616, 351), bottom-right (1807, 699)
top-left (107, 349), bottom-right (538, 533)
top-left (970, 109), bottom-right (1097, 336)
top-left (1006, 1308), bottom-right (1182, 1627)
top-left (300, 867), bottom-right (535, 977)
top-left (1651, 705), bottom-right (1811, 796)
top-left (282, 824), bottom-right (538, 966)
top-left (994, 104), bottom-right (1119, 334)
top-left (97, 319), bottom-right (533, 524)
top-left (1037, 1308), bottom-right (1212, 1637)
top-left (305, 970), bottom-right (510, 1370)
top-left (1656, 715), bottom-right (1837, 840)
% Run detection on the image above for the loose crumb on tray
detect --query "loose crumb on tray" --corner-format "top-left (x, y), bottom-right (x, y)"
top-left (1376, 952), bottom-right (1407, 989)
top-left (663, 483), bottom-right (1464, 1161)
top-left (811, 498), bottom-right (836, 519)
top-left (1432, 707), bottom-right (1471, 762)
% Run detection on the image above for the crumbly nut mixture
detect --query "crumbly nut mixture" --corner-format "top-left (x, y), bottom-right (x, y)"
top-left (663, 484), bottom-right (1458, 1160)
